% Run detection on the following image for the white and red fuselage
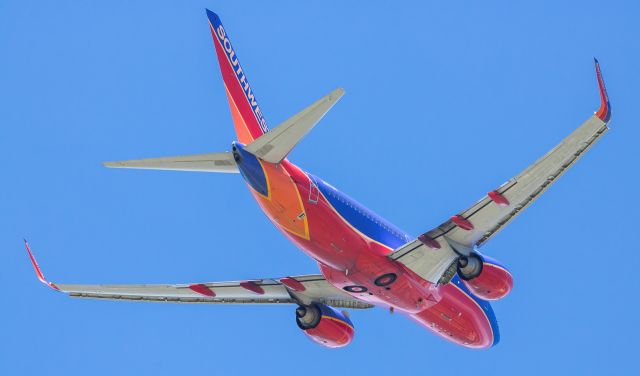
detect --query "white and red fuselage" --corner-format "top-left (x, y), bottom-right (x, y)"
top-left (207, 9), bottom-right (514, 348)
top-left (232, 142), bottom-right (512, 348)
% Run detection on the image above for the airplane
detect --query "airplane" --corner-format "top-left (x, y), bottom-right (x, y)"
top-left (24, 9), bottom-right (612, 349)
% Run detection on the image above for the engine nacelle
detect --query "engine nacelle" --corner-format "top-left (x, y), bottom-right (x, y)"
top-left (461, 255), bottom-right (513, 301)
top-left (296, 303), bottom-right (354, 348)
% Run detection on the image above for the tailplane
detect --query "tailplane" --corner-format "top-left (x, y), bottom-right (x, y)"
top-left (103, 87), bottom-right (344, 172)
top-left (104, 152), bottom-right (238, 173)
top-left (245, 88), bottom-right (344, 163)
top-left (103, 12), bottom-right (345, 173)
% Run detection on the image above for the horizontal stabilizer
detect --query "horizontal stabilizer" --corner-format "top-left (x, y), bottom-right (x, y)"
top-left (104, 152), bottom-right (238, 173)
top-left (245, 88), bottom-right (345, 163)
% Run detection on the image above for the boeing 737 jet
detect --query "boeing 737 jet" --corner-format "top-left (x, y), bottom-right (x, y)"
top-left (25, 10), bottom-right (612, 349)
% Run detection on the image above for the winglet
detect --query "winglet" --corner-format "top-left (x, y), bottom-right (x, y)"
top-left (23, 240), bottom-right (60, 291)
top-left (594, 58), bottom-right (611, 123)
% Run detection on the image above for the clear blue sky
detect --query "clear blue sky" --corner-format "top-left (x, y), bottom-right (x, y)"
top-left (2, 1), bottom-right (638, 374)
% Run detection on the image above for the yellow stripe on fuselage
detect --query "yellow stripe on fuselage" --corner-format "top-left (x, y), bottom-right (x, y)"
top-left (321, 315), bottom-right (354, 330)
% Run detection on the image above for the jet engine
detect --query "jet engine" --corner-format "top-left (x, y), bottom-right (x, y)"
top-left (295, 303), bottom-right (354, 348)
top-left (459, 254), bottom-right (513, 300)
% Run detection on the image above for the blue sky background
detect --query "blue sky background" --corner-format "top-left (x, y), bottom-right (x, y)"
top-left (2, 1), bottom-right (638, 374)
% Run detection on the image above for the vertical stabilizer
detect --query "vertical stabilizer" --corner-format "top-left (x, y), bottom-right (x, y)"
top-left (206, 10), bottom-right (269, 144)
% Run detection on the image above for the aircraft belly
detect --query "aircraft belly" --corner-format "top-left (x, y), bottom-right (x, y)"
top-left (410, 280), bottom-right (498, 348)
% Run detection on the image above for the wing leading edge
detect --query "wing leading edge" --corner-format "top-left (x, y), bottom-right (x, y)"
top-left (391, 59), bottom-right (612, 283)
top-left (23, 241), bottom-right (371, 309)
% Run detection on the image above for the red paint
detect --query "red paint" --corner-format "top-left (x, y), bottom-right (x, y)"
top-left (488, 190), bottom-right (510, 207)
top-left (369, 242), bottom-right (393, 256)
top-left (208, 23), bottom-right (265, 142)
top-left (418, 234), bottom-right (441, 249)
top-left (410, 282), bottom-right (494, 348)
top-left (262, 161), bottom-right (497, 348)
top-left (320, 260), bottom-right (438, 314)
top-left (463, 263), bottom-right (513, 301)
top-left (188, 283), bottom-right (215, 297)
top-left (451, 215), bottom-right (474, 231)
top-left (240, 281), bottom-right (265, 295)
top-left (594, 59), bottom-right (610, 122)
top-left (269, 161), bottom-right (371, 272)
top-left (24, 13), bottom-right (539, 350)
top-left (23, 240), bottom-right (60, 291)
top-left (182, 101), bottom-right (498, 348)
top-left (304, 316), bottom-right (355, 348)
top-left (280, 277), bottom-right (306, 292)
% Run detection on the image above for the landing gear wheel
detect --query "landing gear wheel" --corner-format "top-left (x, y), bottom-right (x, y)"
top-left (374, 273), bottom-right (397, 287)
top-left (457, 253), bottom-right (484, 280)
top-left (343, 285), bottom-right (368, 293)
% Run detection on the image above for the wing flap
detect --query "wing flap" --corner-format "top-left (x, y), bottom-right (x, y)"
top-left (390, 240), bottom-right (458, 284)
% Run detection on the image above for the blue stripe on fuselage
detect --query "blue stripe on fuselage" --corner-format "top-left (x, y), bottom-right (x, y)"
top-left (311, 174), bottom-right (411, 249)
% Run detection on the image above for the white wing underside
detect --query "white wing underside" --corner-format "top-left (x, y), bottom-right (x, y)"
top-left (55, 275), bottom-right (371, 309)
top-left (390, 61), bottom-right (611, 284)
top-left (23, 241), bottom-right (371, 309)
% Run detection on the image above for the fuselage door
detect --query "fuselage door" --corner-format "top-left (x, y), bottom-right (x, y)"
top-left (309, 176), bottom-right (320, 204)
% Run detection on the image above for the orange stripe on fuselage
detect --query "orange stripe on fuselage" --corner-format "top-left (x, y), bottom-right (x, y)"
top-left (224, 84), bottom-right (253, 144)
top-left (246, 161), bottom-right (309, 240)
